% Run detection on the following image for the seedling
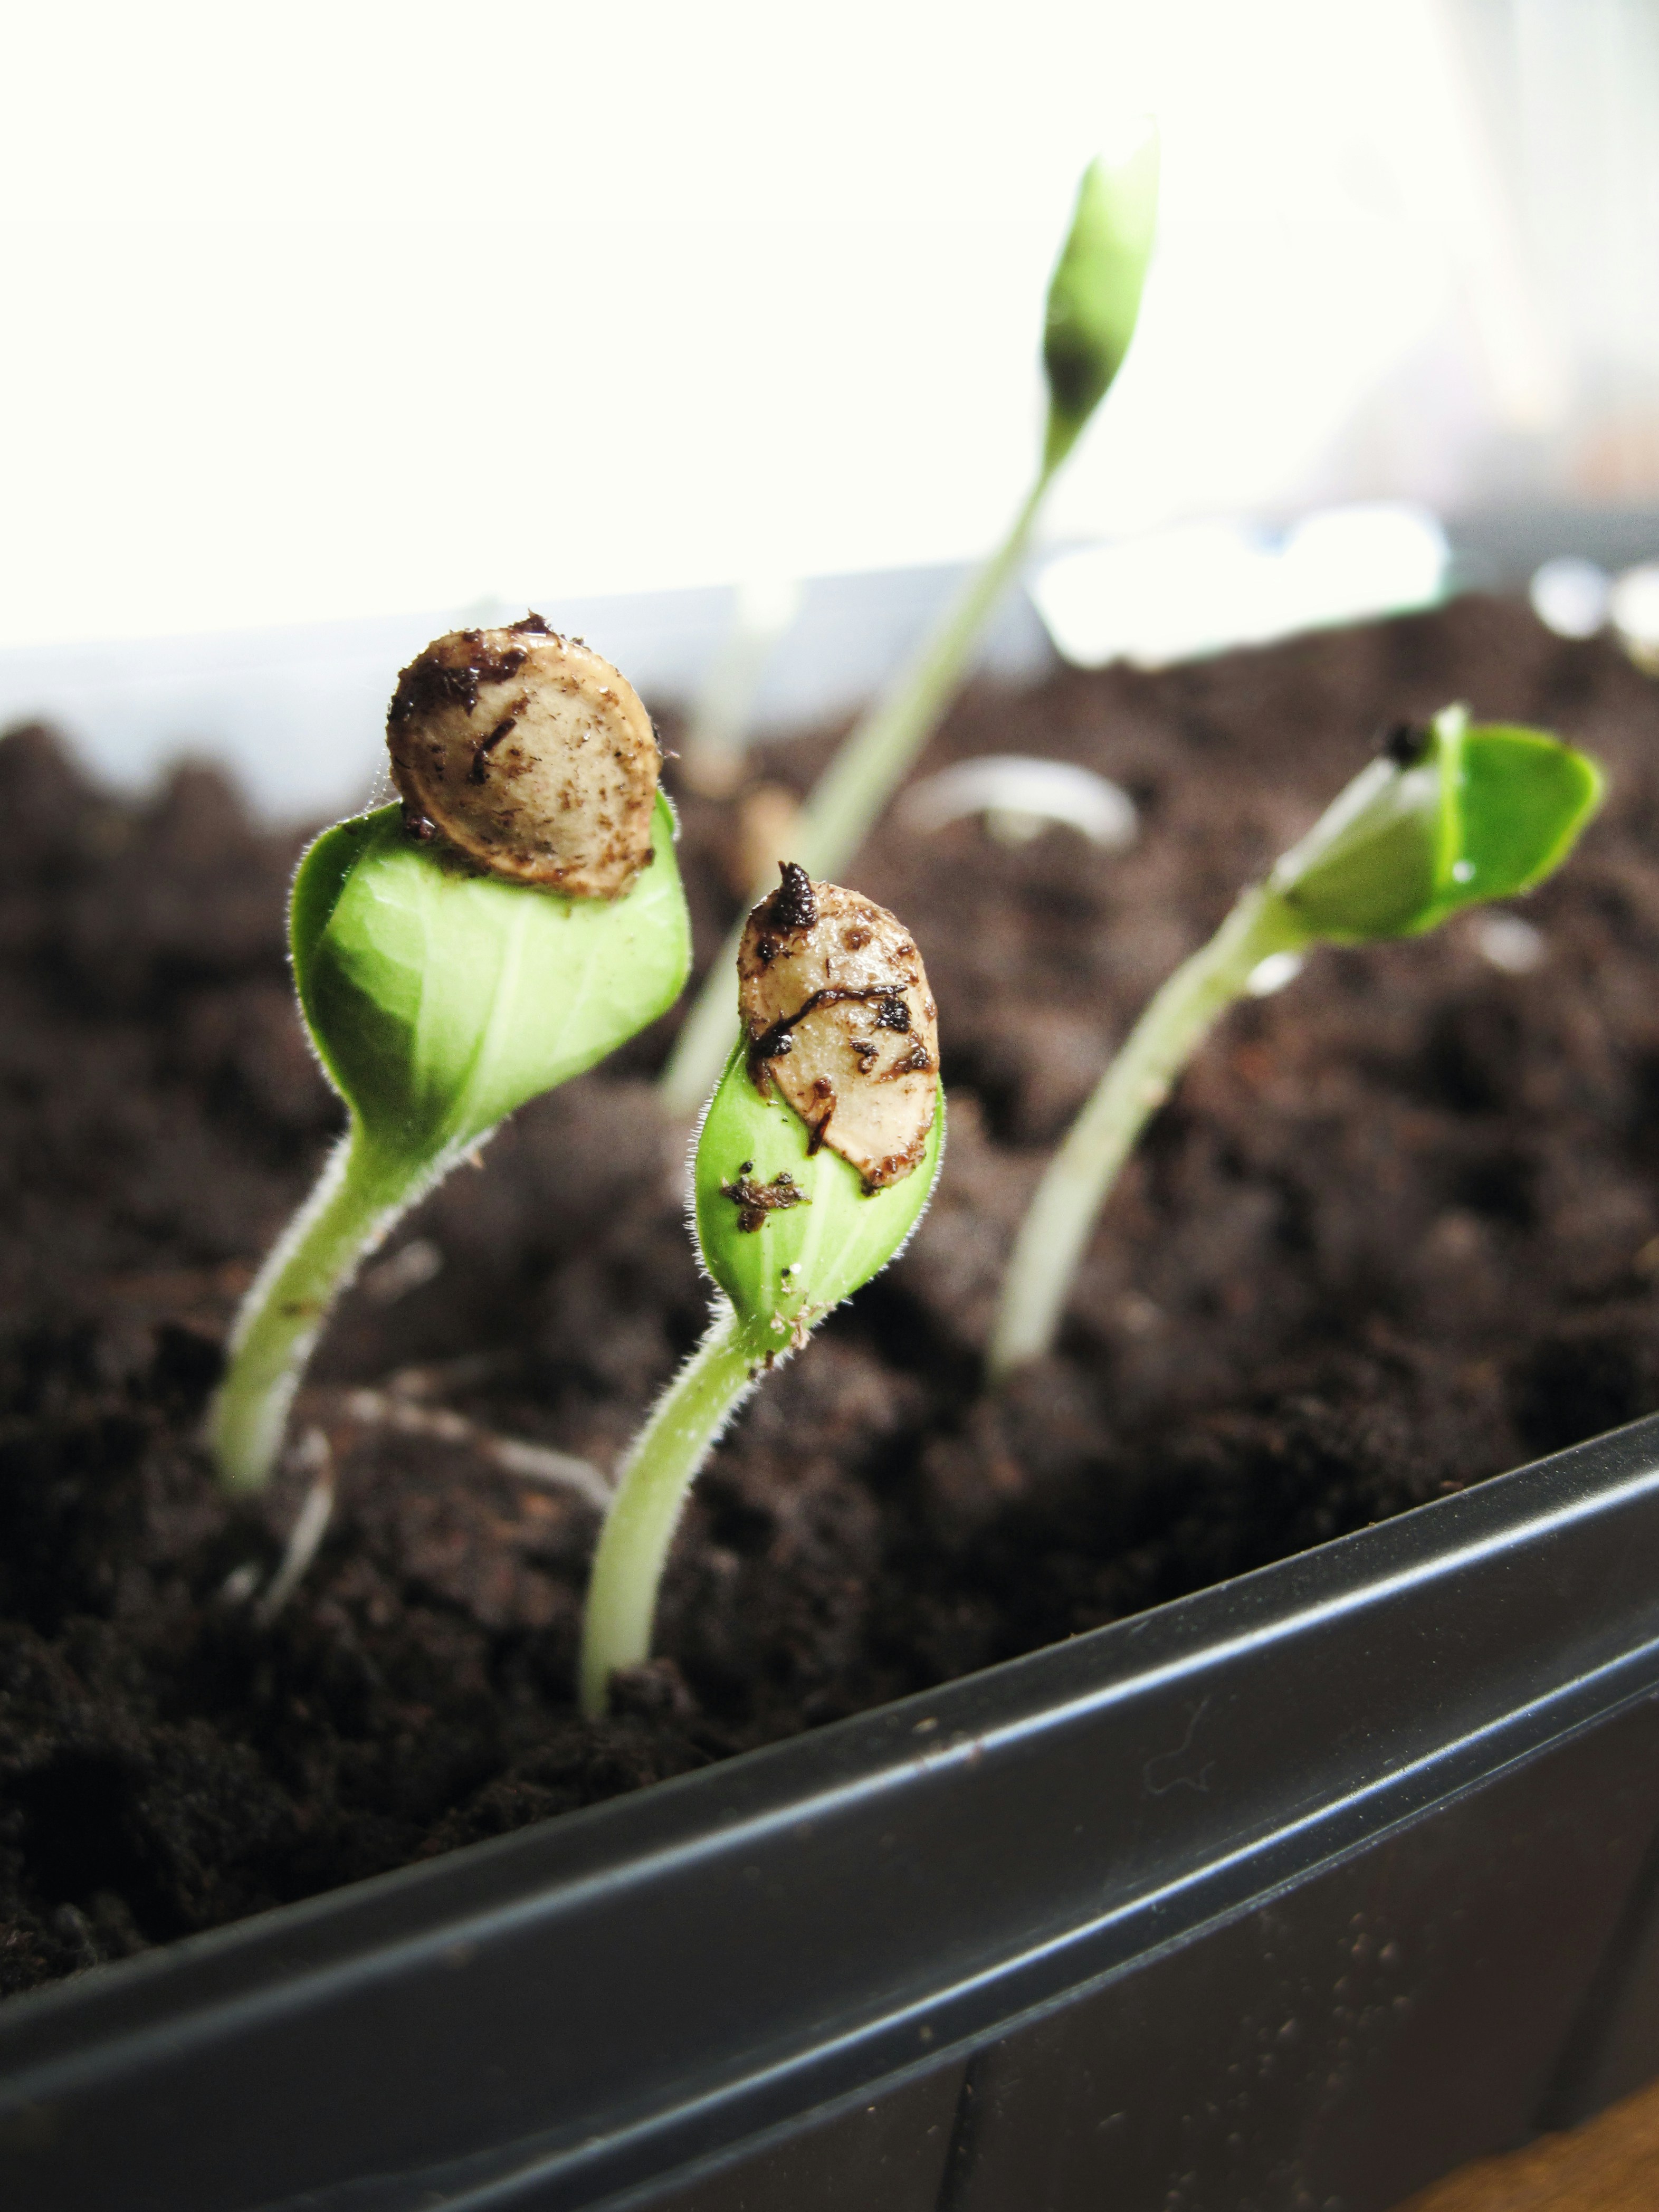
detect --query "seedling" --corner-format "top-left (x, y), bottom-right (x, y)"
top-left (659, 128), bottom-right (1160, 1113)
top-left (579, 865), bottom-right (944, 1717)
top-left (988, 707), bottom-right (1605, 1382)
top-left (208, 618), bottom-right (692, 1493)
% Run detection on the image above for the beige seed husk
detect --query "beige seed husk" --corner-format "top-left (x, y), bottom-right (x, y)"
top-left (737, 867), bottom-right (939, 1190)
top-left (386, 617), bottom-right (659, 897)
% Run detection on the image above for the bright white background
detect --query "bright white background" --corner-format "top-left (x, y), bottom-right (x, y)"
top-left (1, 0), bottom-right (1654, 651)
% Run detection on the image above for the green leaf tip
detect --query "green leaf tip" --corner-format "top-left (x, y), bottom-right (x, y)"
top-left (1043, 122), bottom-right (1160, 470)
top-left (294, 790), bottom-right (691, 1168)
top-left (1270, 705), bottom-right (1604, 946)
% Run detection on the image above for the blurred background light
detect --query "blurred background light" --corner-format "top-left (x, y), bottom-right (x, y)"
top-left (1529, 556), bottom-right (1613, 638)
top-left (1611, 562), bottom-right (1659, 671)
top-left (1032, 506), bottom-right (1451, 670)
top-left (0, 0), bottom-right (1655, 804)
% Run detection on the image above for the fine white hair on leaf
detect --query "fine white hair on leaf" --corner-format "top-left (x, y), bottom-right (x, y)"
top-left (286, 834), bottom-right (342, 1089)
top-left (683, 1048), bottom-right (732, 1293)
top-left (682, 1071), bottom-right (945, 1332)
top-left (870, 1092), bottom-right (947, 1281)
top-left (773, 1091), bottom-right (949, 1336)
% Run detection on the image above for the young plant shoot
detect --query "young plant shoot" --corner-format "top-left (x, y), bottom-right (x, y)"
top-left (580, 865), bottom-right (944, 1717)
top-left (208, 618), bottom-right (692, 1493)
top-left (659, 127), bottom-right (1160, 1114)
top-left (988, 707), bottom-right (1605, 1383)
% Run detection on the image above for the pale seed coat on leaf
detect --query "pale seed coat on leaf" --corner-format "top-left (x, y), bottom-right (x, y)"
top-left (738, 865), bottom-right (939, 1189)
top-left (386, 616), bottom-right (660, 897)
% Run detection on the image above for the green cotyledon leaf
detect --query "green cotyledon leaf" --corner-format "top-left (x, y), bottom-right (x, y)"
top-left (1441, 721), bottom-right (1606, 921)
top-left (694, 1039), bottom-right (945, 1355)
top-left (1269, 707), bottom-right (1604, 946)
top-left (293, 792), bottom-right (690, 1166)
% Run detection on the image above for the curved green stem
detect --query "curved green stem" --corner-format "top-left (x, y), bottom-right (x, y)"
top-left (658, 464), bottom-right (1056, 1116)
top-left (208, 1128), bottom-right (432, 1493)
top-left (579, 1305), bottom-right (768, 1717)
top-left (987, 887), bottom-right (1311, 1384)
top-left (789, 465), bottom-right (1055, 880)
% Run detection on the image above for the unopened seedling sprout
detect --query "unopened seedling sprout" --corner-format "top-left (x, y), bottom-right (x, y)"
top-left (988, 707), bottom-right (1605, 1382)
top-left (579, 864), bottom-right (943, 1717)
top-left (659, 129), bottom-right (1159, 1113)
top-left (207, 618), bottom-right (692, 1493)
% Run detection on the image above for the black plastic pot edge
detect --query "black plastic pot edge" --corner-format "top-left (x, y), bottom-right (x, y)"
top-left (8, 1416), bottom-right (1659, 2212)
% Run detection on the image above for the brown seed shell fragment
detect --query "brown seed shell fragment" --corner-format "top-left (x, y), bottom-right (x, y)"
top-left (738, 865), bottom-right (940, 1190)
top-left (386, 616), bottom-right (660, 897)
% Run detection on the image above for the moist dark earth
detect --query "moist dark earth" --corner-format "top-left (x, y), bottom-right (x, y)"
top-left (5, 594), bottom-right (1659, 1999)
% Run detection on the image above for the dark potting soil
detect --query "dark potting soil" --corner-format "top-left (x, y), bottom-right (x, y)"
top-left (5, 593), bottom-right (1659, 1999)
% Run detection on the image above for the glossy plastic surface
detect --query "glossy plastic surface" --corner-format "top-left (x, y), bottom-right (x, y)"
top-left (6, 1418), bottom-right (1659, 2211)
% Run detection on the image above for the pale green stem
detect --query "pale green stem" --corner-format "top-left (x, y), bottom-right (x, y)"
top-left (208, 1128), bottom-right (428, 1494)
top-left (789, 465), bottom-right (1055, 879)
top-left (579, 1305), bottom-right (768, 1717)
top-left (987, 886), bottom-right (1313, 1384)
top-left (658, 464), bottom-right (1057, 1116)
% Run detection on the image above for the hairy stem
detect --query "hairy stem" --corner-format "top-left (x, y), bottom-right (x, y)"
top-left (208, 1129), bottom-right (429, 1493)
top-left (987, 887), bottom-right (1311, 1384)
top-left (659, 465), bottom-right (1055, 1115)
top-left (579, 1306), bottom-right (767, 1717)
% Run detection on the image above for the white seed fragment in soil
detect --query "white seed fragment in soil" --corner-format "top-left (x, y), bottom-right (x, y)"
top-left (738, 865), bottom-right (940, 1190)
top-left (386, 616), bottom-right (660, 897)
top-left (899, 754), bottom-right (1138, 851)
top-left (1473, 912), bottom-right (1545, 975)
top-left (360, 1236), bottom-right (445, 1305)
